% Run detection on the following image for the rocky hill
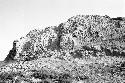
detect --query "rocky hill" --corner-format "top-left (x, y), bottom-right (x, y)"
top-left (0, 15), bottom-right (125, 83)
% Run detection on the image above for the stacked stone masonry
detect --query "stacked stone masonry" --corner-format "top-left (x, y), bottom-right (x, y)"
top-left (0, 15), bottom-right (125, 83)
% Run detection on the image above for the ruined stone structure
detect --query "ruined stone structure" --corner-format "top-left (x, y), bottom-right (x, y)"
top-left (0, 15), bottom-right (125, 83)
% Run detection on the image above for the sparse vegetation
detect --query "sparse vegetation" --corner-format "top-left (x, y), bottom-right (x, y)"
top-left (0, 15), bottom-right (125, 83)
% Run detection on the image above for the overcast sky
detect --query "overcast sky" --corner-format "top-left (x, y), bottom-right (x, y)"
top-left (0, 0), bottom-right (125, 61)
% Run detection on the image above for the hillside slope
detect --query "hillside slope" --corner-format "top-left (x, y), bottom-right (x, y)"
top-left (0, 15), bottom-right (125, 83)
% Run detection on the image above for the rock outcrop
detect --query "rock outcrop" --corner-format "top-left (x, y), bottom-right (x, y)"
top-left (0, 15), bottom-right (125, 83)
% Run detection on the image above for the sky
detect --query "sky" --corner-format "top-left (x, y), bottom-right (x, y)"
top-left (0, 0), bottom-right (125, 61)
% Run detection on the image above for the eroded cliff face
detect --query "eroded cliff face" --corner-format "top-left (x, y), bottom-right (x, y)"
top-left (0, 15), bottom-right (125, 83)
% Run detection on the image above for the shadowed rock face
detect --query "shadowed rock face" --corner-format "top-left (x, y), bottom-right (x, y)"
top-left (1, 15), bottom-right (125, 83)
top-left (4, 41), bottom-right (17, 62)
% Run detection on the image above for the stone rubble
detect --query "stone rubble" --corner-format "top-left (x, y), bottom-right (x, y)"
top-left (0, 15), bottom-right (125, 83)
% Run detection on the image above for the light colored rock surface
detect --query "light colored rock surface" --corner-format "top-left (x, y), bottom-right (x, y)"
top-left (0, 15), bottom-right (125, 83)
